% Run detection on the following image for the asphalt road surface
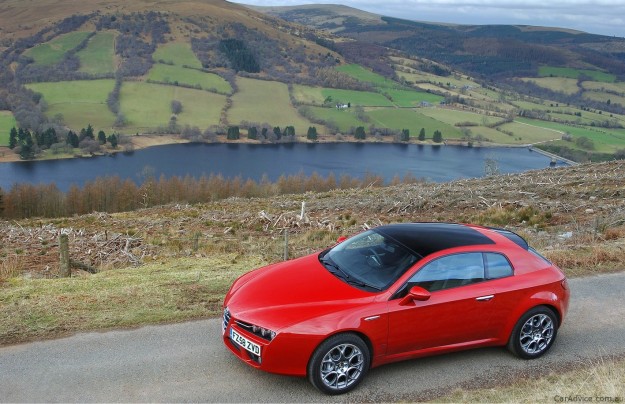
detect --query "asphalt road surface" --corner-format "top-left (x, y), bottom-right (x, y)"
top-left (1, 272), bottom-right (624, 402)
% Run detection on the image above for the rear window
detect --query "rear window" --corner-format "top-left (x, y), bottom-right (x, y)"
top-left (528, 247), bottom-right (553, 265)
top-left (484, 253), bottom-right (513, 279)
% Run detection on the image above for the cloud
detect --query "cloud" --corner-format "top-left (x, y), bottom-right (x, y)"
top-left (232, 0), bottom-right (625, 36)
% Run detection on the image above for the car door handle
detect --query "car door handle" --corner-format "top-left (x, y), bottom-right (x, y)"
top-left (476, 295), bottom-right (494, 301)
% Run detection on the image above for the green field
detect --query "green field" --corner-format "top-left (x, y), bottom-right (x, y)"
top-left (382, 89), bottom-right (444, 107)
top-left (292, 85), bottom-right (393, 107)
top-left (538, 66), bottom-right (616, 83)
top-left (153, 42), bottom-right (202, 69)
top-left (76, 32), bottom-right (115, 74)
top-left (24, 31), bottom-right (92, 65)
top-left (0, 111), bottom-right (17, 146)
top-left (521, 77), bottom-right (580, 95)
top-left (367, 109), bottom-right (462, 139)
top-left (147, 64), bottom-right (232, 94)
top-left (581, 81), bottom-right (625, 94)
top-left (120, 82), bottom-right (227, 131)
top-left (300, 106), bottom-right (366, 132)
top-left (229, 77), bottom-right (315, 135)
top-left (27, 80), bottom-right (116, 130)
top-left (498, 121), bottom-right (563, 144)
top-left (337, 64), bottom-right (399, 89)
top-left (516, 118), bottom-right (625, 152)
top-left (583, 91), bottom-right (625, 107)
top-left (419, 108), bottom-right (503, 126)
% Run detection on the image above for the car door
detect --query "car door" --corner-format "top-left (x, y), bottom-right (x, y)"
top-left (386, 252), bottom-right (496, 355)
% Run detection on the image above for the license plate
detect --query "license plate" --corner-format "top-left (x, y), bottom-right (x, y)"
top-left (230, 328), bottom-right (261, 356)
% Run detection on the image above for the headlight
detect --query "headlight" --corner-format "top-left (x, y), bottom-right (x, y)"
top-left (235, 319), bottom-right (277, 341)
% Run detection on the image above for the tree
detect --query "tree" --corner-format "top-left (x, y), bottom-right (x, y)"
top-left (432, 130), bottom-right (443, 143)
top-left (418, 128), bottom-right (426, 141)
top-left (171, 100), bottom-right (183, 114)
top-left (227, 126), bottom-right (240, 140)
top-left (248, 126), bottom-right (258, 140)
top-left (273, 126), bottom-right (282, 140)
top-left (98, 130), bottom-right (107, 145)
top-left (284, 126), bottom-right (295, 138)
top-left (400, 129), bottom-right (410, 142)
top-left (19, 131), bottom-right (35, 160)
top-left (67, 131), bottom-right (79, 148)
top-left (107, 134), bottom-right (118, 148)
top-left (354, 126), bottom-right (366, 140)
top-left (307, 126), bottom-right (318, 140)
top-left (9, 127), bottom-right (17, 149)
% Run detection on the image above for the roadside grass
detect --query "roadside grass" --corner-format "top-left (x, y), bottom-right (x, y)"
top-left (26, 80), bottom-right (116, 131)
top-left (520, 77), bottom-right (580, 95)
top-left (0, 256), bottom-right (267, 345)
top-left (366, 108), bottom-right (462, 139)
top-left (336, 64), bottom-right (400, 88)
top-left (229, 77), bottom-right (315, 135)
top-left (24, 31), bottom-right (92, 65)
top-left (0, 111), bottom-right (17, 146)
top-left (76, 32), bottom-right (115, 74)
top-left (437, 356), bottom-right (625, 402)
top-left (539, 66), bottom-right (617, 83)
top-left (147, 64), bottom-right (231, 94)
top-left (152, 42), bottom-right (202, 69)
top-left (120, 82), bottom-right (227, 132)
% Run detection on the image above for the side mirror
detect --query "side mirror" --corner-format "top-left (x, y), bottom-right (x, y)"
top-left (336, 236), bottom-right (347, 243)
top-left (399, 286), bottom-right (431, 306)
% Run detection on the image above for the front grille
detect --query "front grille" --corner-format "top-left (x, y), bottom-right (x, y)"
top-left (234, 319), bottom-right (274, 341)
top-left (222, 307), bottom-right (231, 332)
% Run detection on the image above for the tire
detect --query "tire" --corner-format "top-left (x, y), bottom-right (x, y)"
top-left (508, 306), bottom-right (559, 359)
top-left (307, 333), bottom-right (370, 395)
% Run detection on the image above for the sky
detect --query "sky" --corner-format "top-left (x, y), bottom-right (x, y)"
top-left (231, 0), bottom-right (625, 38)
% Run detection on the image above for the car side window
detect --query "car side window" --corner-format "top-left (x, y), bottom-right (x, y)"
top-left (407, 252), bottom-right (485, 292)
top-left (484, 253), bottom-right (513, 279)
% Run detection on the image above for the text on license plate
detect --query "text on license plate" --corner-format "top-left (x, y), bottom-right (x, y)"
top-left (230, 328), bottom-right (261, 356)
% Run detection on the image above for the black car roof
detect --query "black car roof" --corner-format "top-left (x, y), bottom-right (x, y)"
top-left (374, 223), bottom-right (495, 258)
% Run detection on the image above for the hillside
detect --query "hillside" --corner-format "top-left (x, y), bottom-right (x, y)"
top-left (0, 0), bottom-right (624, 165)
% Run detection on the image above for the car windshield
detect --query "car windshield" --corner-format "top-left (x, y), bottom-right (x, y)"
top-left (320, 230), bottom-right (420, 291)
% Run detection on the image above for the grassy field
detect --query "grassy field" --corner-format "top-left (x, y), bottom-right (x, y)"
top-left (336, 64), bottom-right (399, 88)
top-left (419, 108), bottom-right (503, 126)
top-left (499, 121), bottom-right (564, 144)
top-left (583, 91), bottom-right (625, 107)
top-left (152, 42), bottom-right (202, 69)
top-left (0, 111), bottom-right (17, 146)
top-left (24, 31), bottom-right (92, 65)
top-left (27, 80), bottom-right (116, 130)
top-left (516, 118), bottom-right (625, 152)
top-left (301, 106), bottom-right (366, 132)
top-left (292, 85), bottom-right (393, 107)
top-left (520, 77), bottom-right (580, 95)
top-left (539, 66), bottom-right (617, 83)
top-left (367, 108), bottom-right (462, 139)
top-left (382, 89), bottom-right (444, 107)
top-left (76, 32), bottom-right (115, 74)
top-left (120, 82), bottom-right (227, 131)
top-left (582, 81), bottom-right (625, 94)
top-left (147, 64), bottom-right (232, 94)
top-left (229, 77), bottom-right (315, 135)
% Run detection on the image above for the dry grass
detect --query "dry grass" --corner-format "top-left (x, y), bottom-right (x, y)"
top-left (437, 357), bottom-right (625, 402)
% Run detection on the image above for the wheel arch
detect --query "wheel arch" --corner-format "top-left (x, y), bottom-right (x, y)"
top-left (500, 293), bottom-right (564, 343)
top-left (306, 329), bottom-right (375, 375)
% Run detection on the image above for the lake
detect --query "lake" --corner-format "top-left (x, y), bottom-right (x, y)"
top-left (0, 142), bottom-right (566, 192)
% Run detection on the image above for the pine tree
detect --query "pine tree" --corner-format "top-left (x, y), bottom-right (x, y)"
top-left (418, 128), bottom-right (426, 141)
top-left (307, 126), bottom-right (318, 140)
top-left (401, 129), bottom-right (410, 142)
top-left (107, 134), bottom-right (118, 148)
top-left (433, 130), bottom-right (443, 143)
top-left (98, 130), bottom-right (107, 145)
top-left (8, 127), bottom-right (17, 149)
top-left (354, 126), bottom-right (366, 140)
top-left (227, 126), bottom-right (240, 140)
top-left (248, 127), bottom-right (258, 140)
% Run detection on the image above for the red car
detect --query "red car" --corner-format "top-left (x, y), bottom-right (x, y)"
top-left (222, 223), bottom-right (569, 394)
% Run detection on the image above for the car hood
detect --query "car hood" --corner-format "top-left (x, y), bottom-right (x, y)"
top-left (225, 253), bottom-right (376, 331)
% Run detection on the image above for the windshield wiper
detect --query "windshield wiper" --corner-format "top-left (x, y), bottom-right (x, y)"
top-left (346, 278), bottom-right (382, 291)
top-left (319, 257), bottom-right (351, 280)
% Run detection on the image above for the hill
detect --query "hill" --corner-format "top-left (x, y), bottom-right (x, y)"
top-left (0, 0), bottom-right (624, 164)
